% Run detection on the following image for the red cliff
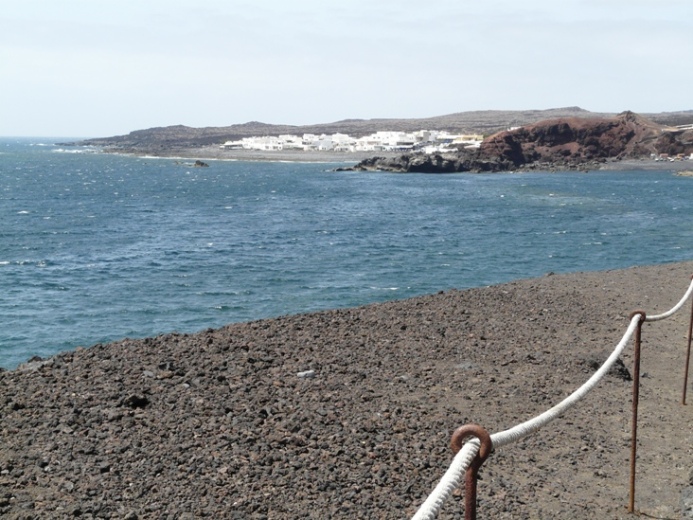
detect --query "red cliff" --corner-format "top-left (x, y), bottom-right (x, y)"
top-left (479, 111), bottom-right (693, 168)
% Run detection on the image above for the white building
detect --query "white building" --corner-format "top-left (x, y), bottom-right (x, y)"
top-left (245, 136), bottom-right (283, 151)
top-left (279, 135), bottom-right (304, 150)
top-left (221, 129), bottom-right (485, 153)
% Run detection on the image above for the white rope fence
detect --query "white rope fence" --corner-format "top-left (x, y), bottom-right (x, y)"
top-left (412, 276), bottom-right (693, 520)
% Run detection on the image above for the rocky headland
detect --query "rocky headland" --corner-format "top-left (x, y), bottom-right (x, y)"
top-left (348, 111), bottom-right (693, 173)
top-left (2, 262), bottom-right (693, 519)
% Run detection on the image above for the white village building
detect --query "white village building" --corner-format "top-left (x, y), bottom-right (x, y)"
top-left (222, 130), bottom-right (483, 154)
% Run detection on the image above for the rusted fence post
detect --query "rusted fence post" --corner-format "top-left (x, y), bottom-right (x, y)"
top-left (682, 289), bottom-right (693, 405)
top-left (450, 424), bottom-right (493, 520)
top-left (629, 310), bottom-right (646, 513)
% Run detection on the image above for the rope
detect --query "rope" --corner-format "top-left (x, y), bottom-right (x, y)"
top-left (490, 315), bottom-right (640, 449)
top-left (645, 277), bottom-right (693, 322)
top-left (411, 439), bottom-right (481, 520)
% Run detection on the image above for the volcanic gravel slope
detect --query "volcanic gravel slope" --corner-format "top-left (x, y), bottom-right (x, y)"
top-left (2, 262), bottom-right (693, 519)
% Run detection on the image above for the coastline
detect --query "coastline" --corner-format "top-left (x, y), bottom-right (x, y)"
top-left (2, 261), bottom-right (693, 518)
top-left (597, 157), bottom-right (693, 172)
top-left (104, 144), bottom-right (693, 173)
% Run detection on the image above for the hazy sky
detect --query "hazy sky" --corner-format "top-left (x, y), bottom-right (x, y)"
top-left (2, 0), bottom-right (691, 137)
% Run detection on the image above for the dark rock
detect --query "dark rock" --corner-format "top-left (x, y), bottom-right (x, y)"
top-left (580, 352), bottom-right (632, 381)
top-left (121, 394), bottom-right (150, 409)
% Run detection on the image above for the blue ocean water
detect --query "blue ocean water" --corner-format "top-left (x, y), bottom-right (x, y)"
top-left (1, 137), bottom-right (692, 369)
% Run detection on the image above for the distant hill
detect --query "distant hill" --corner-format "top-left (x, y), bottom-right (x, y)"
top-left (71, 107), bottom-right (693, 151)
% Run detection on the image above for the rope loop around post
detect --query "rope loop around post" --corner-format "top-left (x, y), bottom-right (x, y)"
top-left (629, 309), bottom-right (646, 323)
top-left (451, 424), bottom-right (493, 462)
top-left (450, 425), bottom-right (493, 520)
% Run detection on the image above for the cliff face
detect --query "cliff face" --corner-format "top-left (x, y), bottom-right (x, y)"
top-left (352, 112), bottom-right (693, 173)
top-left (479, 111), bottom-right (681, 166)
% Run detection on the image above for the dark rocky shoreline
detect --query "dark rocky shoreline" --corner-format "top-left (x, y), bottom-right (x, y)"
top-left (337, 150), bottom-right (610, 174)
top-left (3, 262), bottom-right (693, 519)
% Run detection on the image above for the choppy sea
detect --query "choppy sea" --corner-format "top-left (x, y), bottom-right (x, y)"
top-left (1, 137), bottom-right (692, 368)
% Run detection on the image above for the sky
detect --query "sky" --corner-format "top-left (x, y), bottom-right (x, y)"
top-left (1, 0), bottom-right (692, 137)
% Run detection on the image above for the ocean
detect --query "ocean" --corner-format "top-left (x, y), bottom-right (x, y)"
top-left (1, 137), bottom-right (692, 369)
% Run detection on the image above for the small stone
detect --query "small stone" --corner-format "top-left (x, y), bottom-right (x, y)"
top-left (297, 370), bottom-right (315, 378)
top-left (105, 409), bottom-right (123, 422)
top-left (122, 395), bottom-right (150, 409)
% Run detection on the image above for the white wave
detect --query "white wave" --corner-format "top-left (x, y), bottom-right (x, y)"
top-left (51, 147), bottom-right (99, 154)
top-left (140, 155), bottom-right (175, 160)
top-left (17, 210), bottom-right (30, 215)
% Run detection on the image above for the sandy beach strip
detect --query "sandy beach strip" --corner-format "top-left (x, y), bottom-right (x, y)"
top-left (109, 145), bottom-right (402, 164)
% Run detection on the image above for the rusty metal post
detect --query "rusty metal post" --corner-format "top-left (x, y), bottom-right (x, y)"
top-left (450, 424), bottom-right (493, 520)
top-left (682, 284), bottom-right (693, 405)
top-left (629, 310), bottom-right (645, 514)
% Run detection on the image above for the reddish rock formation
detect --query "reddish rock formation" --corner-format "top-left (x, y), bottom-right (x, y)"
top-left (479, 111), bottom-right (692, 168)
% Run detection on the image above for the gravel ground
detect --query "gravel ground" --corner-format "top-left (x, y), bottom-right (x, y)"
top-left (2, 262), bottom-right (693, 519)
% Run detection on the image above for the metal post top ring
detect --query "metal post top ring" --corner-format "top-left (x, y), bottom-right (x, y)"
top-left (450, 424), bottom-right (493, 463)
top-left (629, 309), bottom-right (646, 321)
